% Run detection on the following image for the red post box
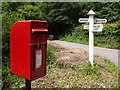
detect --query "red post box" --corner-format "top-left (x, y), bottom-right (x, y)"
top-left (10, 20), bottom-right (48, 80)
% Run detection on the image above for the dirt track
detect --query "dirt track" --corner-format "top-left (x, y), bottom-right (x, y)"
top-left (50, 40), bottom-right (119, 66)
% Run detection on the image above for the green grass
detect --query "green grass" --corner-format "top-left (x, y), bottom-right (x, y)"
top-left (32, 59), bottom-right (119, 88)
top-left (32, 45), bottom-right (119, 88)
top-left (82, 62), bottom-right (101, 75)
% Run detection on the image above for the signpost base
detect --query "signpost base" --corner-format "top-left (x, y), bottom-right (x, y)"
top-left (26, 79), bottom-right (31, 90)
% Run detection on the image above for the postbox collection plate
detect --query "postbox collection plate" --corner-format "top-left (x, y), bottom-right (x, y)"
top-left (35, 49), bottom-right (42, 69)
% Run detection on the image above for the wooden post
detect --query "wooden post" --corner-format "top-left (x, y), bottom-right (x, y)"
top-left (87, 10), bottom-right (95, 66)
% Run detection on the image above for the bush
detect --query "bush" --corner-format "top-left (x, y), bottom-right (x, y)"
top-left (2, 11), bottom-right (24, 59)
top-left (60, 24), bottom-right (89, 45)
top-left (2, 9), bottom-right (25, 89)
top-left (2, 57), bottom-right (25, 89)
top-left (60, 21), bottom-right (120, 49)
top-left (94, 21), bottom-right (120, 49)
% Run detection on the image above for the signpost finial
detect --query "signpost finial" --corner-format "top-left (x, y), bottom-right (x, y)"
top-left (87, 10), bottom-right (95, 15)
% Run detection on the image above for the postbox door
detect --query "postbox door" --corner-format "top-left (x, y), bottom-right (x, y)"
top-left (30, 44), bottom-right (46, 79)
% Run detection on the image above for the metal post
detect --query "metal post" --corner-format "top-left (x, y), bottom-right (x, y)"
top-left (87, 10), bottom-right (95, 66)
top-left (26, 79), bottom-right (31, 90)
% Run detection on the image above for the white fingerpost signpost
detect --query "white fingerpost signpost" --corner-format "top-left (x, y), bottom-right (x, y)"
top-left (78, 10), bottom-right (107, 66)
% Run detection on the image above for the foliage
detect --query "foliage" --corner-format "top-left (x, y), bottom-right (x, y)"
top-left (47, 44), bottom-right (56, 65)
top-left (94, 21), bottom-right (120, 49)
top-left (41, 2), bottom-right (120, 36)
top-left (60, 24), bottom-right (89, 44)
top-left (60, 21), bottom-right (120, 49)
top-left (2, 3), bottom-right (25, 58)
top-left (2, 57), bottom-right (25, 89)
top-left (17, 2), bottom-right (45, 20)
top-left (2, 2), bottom-right (45, 58)
top-left (41, 2), bottom-right (81, 37)
top-left (82, 62), bottom-right (101, 75)
top-left (2, 6), bottom-right (25, 88)
top-left (2, 2), bottom-right (120, 54)
top-left (81, 2), bottom-right (120, 22)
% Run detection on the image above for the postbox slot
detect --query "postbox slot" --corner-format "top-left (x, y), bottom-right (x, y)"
top-left (37, 44), bottom-right (41, 48)
top-left (31, 33), bottom-right (47, 43)
top-left (32, 29), bottom-right (48, 33)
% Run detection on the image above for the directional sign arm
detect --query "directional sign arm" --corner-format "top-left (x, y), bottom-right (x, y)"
top-left (95, 19), bottom-right (107, 23)
top-left (84, 24), bottom-right (103, 32)
top-left (78, 18), bottom-right (89, 23)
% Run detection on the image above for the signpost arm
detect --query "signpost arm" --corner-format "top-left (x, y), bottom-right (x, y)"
top-left (26, 79), bottom-right (31, 90)
top-left (87, 10), bottom-right (95, 66)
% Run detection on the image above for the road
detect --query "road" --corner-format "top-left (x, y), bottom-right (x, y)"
top-left (50, 40), bottom-right (120, 67)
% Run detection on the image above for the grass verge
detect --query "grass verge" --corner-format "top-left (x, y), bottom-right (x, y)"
top-left (31, 44), bottom-right (119, 88)
top-left (2, 43), bottom-right (120, 88)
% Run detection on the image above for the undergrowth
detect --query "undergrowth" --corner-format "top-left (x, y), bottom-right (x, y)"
top-left (60, 21), bottom-right (120, 49)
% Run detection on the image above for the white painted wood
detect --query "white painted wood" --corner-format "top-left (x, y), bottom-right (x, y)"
top-left (88, 12), bottom-right (94, 66)
top-left (78, 18), bottom-right (89, 23)
top-left (95, 19), bottom-right (107, 23)
top-left (78, 10), bottom-right (107, 66)
top-left (84, 24), bottom-right (103, 32)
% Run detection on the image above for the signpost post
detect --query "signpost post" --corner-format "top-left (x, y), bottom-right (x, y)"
top-left (78, 10), bottom-right (107, 66)
top-left (87, 10), bottom-right (95, 66)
